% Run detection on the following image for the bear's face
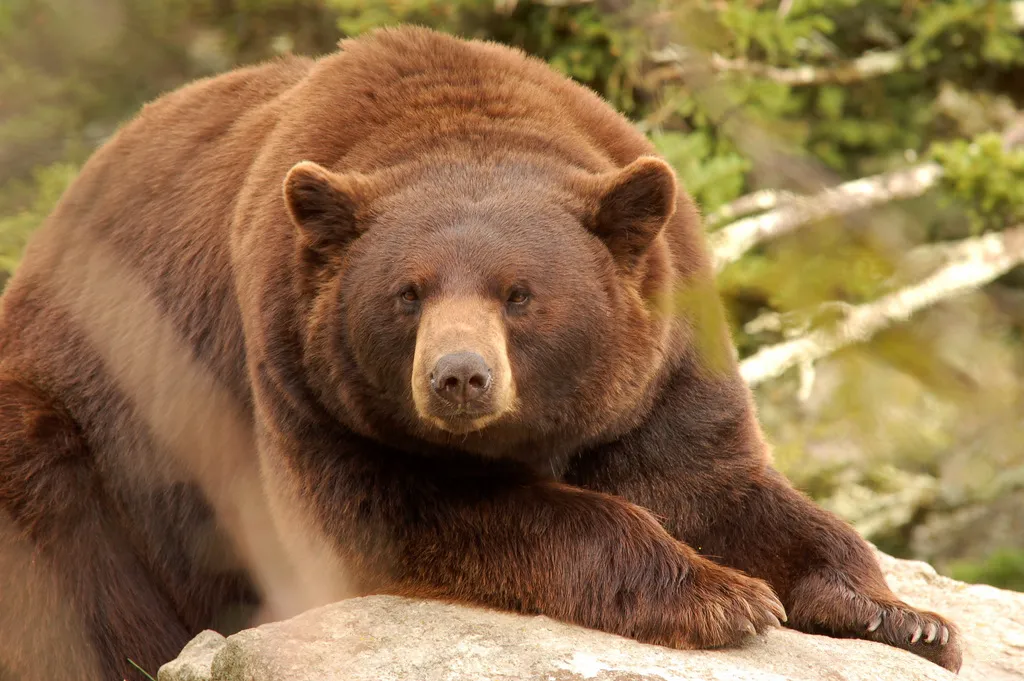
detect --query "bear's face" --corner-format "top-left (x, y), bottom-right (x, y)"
top-left (339, 181), bottom-right (608, 439)
top-left (284, 158), bottom-right (678, 467)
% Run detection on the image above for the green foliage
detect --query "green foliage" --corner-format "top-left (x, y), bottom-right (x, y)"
top-left (650, 130), bottom-right (750, 213)
top-left (0, 162), bottom-right (78, 278)
top-left (721, 230), bottom-right (895, 313)
top-left (0, 0), bottom-right (196, 179)
top-left (930, 132), bottom-right (1024, 234)
top-left (715, 0), bottom-right (839, 62)
top-left (0, 0), bottom-right (339, 183)
top-left (905, 1), bottom-right (1024, 69)
top-left (694, 0), bottom-right (1024, 177)
top-left (329, 0), bottom-right (485, 37)
top-left (949, 549), bottom-right (1024, 592)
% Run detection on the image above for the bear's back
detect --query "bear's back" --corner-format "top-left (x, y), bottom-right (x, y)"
top-left (0, 54), bottom-right (314, 399)
top-left (0, 55), bottom-right (316, 582)
top-left (256, 27), bottom-right (659, 175)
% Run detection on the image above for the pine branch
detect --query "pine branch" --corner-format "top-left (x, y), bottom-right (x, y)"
top-left (738, 226), bottom-right (1024, 387)
top-left (708, 162), bottom-right (944, 273)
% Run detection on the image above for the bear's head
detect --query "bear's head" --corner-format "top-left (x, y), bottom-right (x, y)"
top-left (282, 157), bottom-right (680, 472)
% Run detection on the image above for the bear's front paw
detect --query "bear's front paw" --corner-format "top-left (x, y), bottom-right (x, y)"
top-left (644, 556), bottom-right (786, 650)
top-left (787, 570), bottom-right (962, 673)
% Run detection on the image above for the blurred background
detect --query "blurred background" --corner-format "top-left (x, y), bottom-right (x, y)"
top-left (1, 0), bottom-right (1022, 592)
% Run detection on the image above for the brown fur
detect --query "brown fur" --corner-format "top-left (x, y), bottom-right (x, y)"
top-left (0, 26), bottom-right (961, 680)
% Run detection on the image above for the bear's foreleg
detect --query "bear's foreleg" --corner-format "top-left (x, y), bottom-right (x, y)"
top-left (267, 430), bottom-right (786, 652)
top-left (700, 466), bottom-right (965, 673)
top-left (565, 363), bottom-right (963, 672)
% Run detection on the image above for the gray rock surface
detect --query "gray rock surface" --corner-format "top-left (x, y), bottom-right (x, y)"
top-left (157, 630), bottom-right (227, 681)
top-left (159, 555), bottom-right (1024, 681)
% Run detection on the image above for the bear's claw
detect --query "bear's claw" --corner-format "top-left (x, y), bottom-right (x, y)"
top-left (789, 570), bottom-right (962, 673)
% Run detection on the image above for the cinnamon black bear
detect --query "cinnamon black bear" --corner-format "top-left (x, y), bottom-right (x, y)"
top-left (0, 26), bottom-right (961, 680)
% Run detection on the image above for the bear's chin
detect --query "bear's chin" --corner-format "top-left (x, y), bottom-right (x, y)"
top-left (421, 411), bottom-right (503, 436)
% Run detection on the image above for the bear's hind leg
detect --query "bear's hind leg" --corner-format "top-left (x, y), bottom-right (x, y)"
top-left (0, 373), bottom-right (192, 681)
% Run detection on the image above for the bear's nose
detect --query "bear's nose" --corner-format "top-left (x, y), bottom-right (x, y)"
top-left (431, 352), bottom-right (492, 406)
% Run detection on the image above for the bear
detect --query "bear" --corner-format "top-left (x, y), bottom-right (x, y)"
top-left (0, 25), bottom-right (961, 680)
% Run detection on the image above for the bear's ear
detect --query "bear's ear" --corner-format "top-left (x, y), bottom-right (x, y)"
top-left (586, 157), bottom-right (677, 267)
top-left (283, 161), bottom-right (370, 252)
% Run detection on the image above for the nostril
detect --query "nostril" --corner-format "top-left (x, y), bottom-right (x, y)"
top-left (430, 352), bottom-right (493, 406)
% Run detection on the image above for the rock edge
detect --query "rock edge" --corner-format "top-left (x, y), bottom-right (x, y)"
top-left (158, 554), bottom-right (1024, 681)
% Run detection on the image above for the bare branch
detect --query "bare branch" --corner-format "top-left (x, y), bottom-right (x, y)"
top-left (738, 226), bottom-right (1024, 387)
top-left (649, 45), bottom-right (906, 88)
top-left (709, 163), bottom-right (944, 273)
top-left (744, 301), bottom-right (856, 338)
top-left (708, 50), bottom-right (906, 86)
top-left (705, 189), bottom-right (794, 228)
top-left (796, 359), bottom-right (816, 402)
top-left (708, 117), bottom-right (1024, 271)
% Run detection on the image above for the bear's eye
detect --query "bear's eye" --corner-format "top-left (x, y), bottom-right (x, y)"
top-left (506, 288), bottom-right (530, 306)
top-left (399, 287), bottom-right (419, 303)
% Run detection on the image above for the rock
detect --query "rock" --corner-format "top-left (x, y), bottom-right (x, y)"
top-left (158, 554), bottom-right (1024, 681)
top-left (157, 630), bottom-right (226, 681)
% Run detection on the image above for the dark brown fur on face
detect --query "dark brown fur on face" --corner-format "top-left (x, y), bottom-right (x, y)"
top-left (0, 26), bottom-right (961, 680)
